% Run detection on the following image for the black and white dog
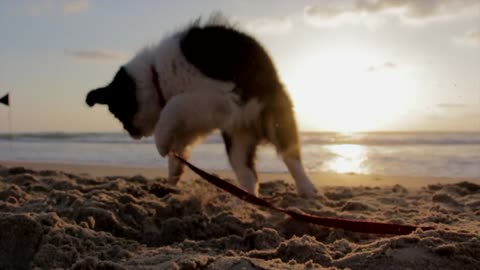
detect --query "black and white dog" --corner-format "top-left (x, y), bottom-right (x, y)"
top-left (86, 21), bottom-right (317, 197)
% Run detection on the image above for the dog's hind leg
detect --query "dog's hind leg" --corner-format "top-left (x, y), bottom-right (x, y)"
top-left (267, 105), bottom-right (318, 197)
top-left (222, 131), bottom-right (259, 195)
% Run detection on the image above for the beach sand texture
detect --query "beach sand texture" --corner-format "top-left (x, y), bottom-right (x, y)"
top-left (0, 163), bottom-right (479, 269)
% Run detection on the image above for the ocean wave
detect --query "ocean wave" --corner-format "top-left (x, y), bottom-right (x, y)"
top-left (1, 132), bottom-right (479, 146)
top-left (301, 132), bottom-right (480, 146)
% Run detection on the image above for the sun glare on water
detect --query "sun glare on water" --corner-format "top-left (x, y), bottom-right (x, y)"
top-left (284, 47), bottom-right (417, 132)
top-left (324, 144), bottom-right (369, 174)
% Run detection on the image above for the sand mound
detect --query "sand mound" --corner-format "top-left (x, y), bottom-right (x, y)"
top-left (0, 164), bottom-right (479, 269)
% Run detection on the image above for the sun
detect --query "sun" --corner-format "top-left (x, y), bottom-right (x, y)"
top-left (282, 47), bottom-right (417, 132)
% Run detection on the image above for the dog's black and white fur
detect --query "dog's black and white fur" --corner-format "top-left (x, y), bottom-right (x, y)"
top-left (86, 20), bottom-right (317, 197)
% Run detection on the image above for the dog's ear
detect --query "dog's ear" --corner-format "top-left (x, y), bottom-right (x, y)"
top-left (86, 87), bottom-right (110, 107)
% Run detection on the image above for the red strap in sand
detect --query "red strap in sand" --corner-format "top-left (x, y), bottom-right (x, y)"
top-left (175, 155), bottom-right (435, 235)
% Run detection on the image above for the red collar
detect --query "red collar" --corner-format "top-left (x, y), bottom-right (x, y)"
top-left (151, 65), bottom-right (166, 108)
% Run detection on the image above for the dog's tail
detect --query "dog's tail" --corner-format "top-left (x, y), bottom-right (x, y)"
top-left (263, 86), bottom-right (301, 160)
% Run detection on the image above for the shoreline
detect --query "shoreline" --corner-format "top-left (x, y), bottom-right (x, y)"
top-left (1, 159), bottom-right (477, 189)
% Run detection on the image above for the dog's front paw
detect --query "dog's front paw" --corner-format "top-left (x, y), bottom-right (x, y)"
top-left (154, 130), bottom-right (172, 157)
top-left (167, 176), bottom-right (180, 185)
top-left (156, 141), bottom-right (170, 157)
top-left (159, 147), bottom-right (169, 157)
top-left (297, 182), bottom-right (318, 198)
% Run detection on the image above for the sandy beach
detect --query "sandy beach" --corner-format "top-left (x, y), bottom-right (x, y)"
top-left (0, 161), bottom-right (479, 269)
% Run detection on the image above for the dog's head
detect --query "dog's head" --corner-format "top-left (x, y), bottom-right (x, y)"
top-left (86, 66), bottom-right (158, 139)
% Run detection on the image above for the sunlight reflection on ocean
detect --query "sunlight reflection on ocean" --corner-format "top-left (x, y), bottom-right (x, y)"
top-left (323, 144), bottom-right (369, 175)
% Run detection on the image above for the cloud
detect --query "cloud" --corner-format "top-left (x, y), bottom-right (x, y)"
top-left (63, 0), bottom-right (89, 15)
top-left (21, 0), bottom-right (54, 16)
top-left (367, 61), bottom-right (397, 72)
top-left (18, 0), bottom-right (89, 16)
top-left (304, 4), bottom-right (367, 28)
top-left (437, 103), bottom-right (470, 109)
top-left (453, 29), bottom-right (480, 48)
top-left (304, 0), bottom-right (480, 27)
top-left (242, 16), bottom-right (293, 35)
top-left (354, 0), bottom-right (472, 19)
top-left (64, 49), bottom-right (128, 61)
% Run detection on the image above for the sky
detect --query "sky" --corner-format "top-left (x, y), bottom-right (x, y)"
top-left (0, 0), bottom-right (479, 133)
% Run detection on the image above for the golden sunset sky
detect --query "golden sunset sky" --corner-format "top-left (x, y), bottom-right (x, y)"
top-left (0, 0), bottom-right (479, 132)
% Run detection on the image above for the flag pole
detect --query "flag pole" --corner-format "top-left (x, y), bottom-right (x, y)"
top-left (8, 104), bottom-right (12, 152)
top-left (0, 92), bottom-right (12, 146)
top-left (8, 101), bottom-right (12, 141)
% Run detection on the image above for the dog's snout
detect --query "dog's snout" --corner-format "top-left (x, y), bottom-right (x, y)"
top-left (86, 91), bottom-right (96, 107)
top-left (123, 123), bottom-right (142, 139)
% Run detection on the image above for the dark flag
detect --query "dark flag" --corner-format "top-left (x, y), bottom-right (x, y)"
top-left (0, 93), bottom-right (9, 106)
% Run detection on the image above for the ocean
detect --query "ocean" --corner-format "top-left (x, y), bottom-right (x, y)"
top-left (0, 132), bottom-right (479, 179)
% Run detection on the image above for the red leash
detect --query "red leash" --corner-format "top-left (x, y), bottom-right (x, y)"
top-left (175, 155), bottom-right (434, 235)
